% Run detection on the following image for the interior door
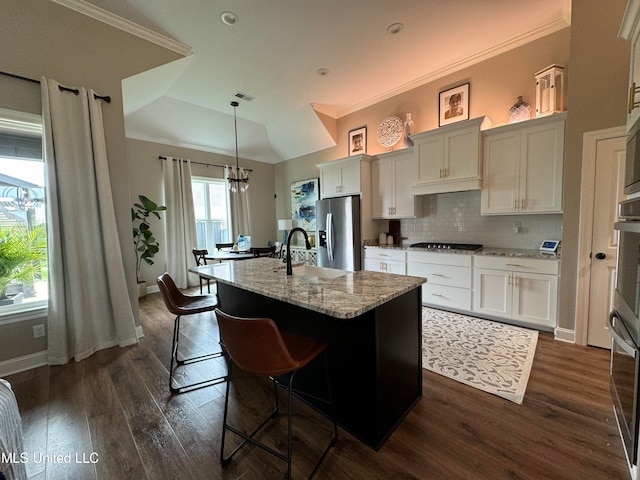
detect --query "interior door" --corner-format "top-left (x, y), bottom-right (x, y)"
top-left (587, 135), bottom-right (627, 348)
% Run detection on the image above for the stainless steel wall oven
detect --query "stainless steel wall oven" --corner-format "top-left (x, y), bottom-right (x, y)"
top-left (611, 197), bottom-right (640, 471)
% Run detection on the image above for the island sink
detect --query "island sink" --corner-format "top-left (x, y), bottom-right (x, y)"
top-left (290, 265), bottom-right (348, 278)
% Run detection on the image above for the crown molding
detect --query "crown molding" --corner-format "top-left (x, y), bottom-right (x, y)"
top-left (337, 17), bottom-right (571, 118)
top-left (50, 0), bottom-right (192, 56)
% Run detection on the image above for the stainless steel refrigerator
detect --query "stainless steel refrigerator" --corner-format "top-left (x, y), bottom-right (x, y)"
top-left (316, 195), bottom-right (361, 270)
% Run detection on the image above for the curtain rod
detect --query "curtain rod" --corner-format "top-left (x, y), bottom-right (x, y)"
top-left (0, 70), bottom-right (111, 103)
top-left (158, 155), bottom-right (253, 172)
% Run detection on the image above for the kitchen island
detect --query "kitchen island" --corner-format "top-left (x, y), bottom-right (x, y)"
top-left (190, 258), bottom-right (425, 450)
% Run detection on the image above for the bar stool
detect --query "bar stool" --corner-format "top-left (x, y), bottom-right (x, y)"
top-left (192, 248), bottom-right (211, 293)
top-left (214, 308), bottom-right (337, 479)
top-left (157, 272), bottom-right (226, 394)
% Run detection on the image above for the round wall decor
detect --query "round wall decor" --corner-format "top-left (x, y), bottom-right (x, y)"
top-left (377, 116), bottom-right (404, 148)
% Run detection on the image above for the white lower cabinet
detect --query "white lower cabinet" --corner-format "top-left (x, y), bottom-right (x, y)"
top-left (472, 256), bottom-right (558, 329)
top-left (406, 251), bottom-right (472, 311)
top-left (363, 248), bottom-right (406, 274)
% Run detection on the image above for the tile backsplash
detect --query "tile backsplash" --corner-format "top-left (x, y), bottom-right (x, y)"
top-left (377, 190), bottom-right (562, 250)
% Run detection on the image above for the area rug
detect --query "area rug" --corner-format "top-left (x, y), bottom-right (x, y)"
top-left (422, 307), bottom-right (538, 404)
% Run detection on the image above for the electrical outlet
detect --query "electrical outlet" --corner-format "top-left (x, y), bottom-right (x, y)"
top-left (33, 324), bottom-right (46, 338)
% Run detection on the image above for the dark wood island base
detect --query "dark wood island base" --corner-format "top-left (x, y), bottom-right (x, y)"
top-left (217, 282), bottom-right (422, 450)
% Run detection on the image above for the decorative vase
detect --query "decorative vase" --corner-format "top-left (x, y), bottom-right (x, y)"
top-left (508, 96), bottom-right (531, 123)
top-left (403, 113), bottom-right (414, 147)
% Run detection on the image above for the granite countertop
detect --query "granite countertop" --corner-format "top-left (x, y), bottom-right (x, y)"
top-left (364, 244), bottom-right (560, 260)
top-left (190, 258), bottom-right (426, 319)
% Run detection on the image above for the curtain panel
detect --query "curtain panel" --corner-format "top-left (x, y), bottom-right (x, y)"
top-left (41, 78), bottom-right (137, 365)
top-left (225, 166), bottom-right (251, 241)
top-left (163, 157), bottom-right (197, 288)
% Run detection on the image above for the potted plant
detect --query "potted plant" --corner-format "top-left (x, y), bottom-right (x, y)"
top-left (132, 195), bottom-right (166, 297)
top-left (0, 224), bottom-right (47, 305)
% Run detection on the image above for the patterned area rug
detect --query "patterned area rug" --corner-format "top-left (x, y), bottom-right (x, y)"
top-left (422, 307), bottom-right (538, 404)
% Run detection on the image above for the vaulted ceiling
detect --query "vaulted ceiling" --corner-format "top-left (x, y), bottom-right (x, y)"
top-left (57, 0), bottom-right (572, 163)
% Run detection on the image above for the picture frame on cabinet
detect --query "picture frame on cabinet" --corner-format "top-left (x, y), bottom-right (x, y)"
top-left (439, 83), bottom-right (470, 126)
top-left (348, 126), bottom-right (367, 156)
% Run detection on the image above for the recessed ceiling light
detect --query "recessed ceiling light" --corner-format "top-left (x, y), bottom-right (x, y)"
top-left (221, 11), bottom-right (239, 26)
top-left (387, 23), bottom-right (404, 35)
top-left (316, 68), bottom-right (330, 76)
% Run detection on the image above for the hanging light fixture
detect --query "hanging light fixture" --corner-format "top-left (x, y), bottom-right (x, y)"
top-left (227, 101), bottom-right (249, 193)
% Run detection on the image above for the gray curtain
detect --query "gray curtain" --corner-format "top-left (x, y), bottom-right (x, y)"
top-left (41, 78), bottom-right (138, 365)
top-left (163, 157), bottom-right (197, 288)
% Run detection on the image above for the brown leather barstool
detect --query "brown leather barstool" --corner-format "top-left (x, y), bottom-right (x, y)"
top-left (215, 308), bottom-right (337, 479)
top-left (157, 272), bottom-right (226, 394)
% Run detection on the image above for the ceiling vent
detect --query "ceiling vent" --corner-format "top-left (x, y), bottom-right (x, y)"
top-left (234, 92), bottom-right (254, 102)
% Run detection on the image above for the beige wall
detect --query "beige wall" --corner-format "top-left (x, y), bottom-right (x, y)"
top-left (0, 0), bottom-right (181, 364)
top-left (126, 138), bottom-right (276, 286)
top-left (276, 0), bottom-right (631, 335)
top-left (276, 29), bottom-right (571, 231)
top-left (560, 0), bottom-right (630, 331)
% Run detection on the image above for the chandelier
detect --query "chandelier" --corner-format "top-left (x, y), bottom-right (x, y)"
top-left (227, 101), bottom-right (249, 193)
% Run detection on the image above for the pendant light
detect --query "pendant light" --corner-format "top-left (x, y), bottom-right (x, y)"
top-left (227, 101), bottom-right (249, 193)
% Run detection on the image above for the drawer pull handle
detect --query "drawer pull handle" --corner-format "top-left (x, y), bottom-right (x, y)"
top-left (505, 263), bottom-right (525, 267)
top-left (432, 293), bottom-right (445, 297)
top-left (431, 273), bottom-right (446, 277)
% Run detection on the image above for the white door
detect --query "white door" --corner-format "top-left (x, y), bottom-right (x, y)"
top-left (586, 135), bottom-right (626, 348)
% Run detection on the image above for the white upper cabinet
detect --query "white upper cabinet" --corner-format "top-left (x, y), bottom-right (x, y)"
top-left (620, 0), bottom-right (640, 129)
top-left (411, 117), bottom-right (485, 195)
top-left (481, 114), bottom-right (565, 215)
top-left (317, 154), bottom-right (372, 199)
top-left (371, 150), bottom-right (422, 219)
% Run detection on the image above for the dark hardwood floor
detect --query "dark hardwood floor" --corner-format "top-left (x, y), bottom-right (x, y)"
top-left (5, 289), bottom-right (630, 479)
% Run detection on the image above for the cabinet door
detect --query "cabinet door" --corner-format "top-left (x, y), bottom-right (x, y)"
top-left (415, 135), bottom-right (443, 184)
top-left (512, 272), bottom-right (558, 327)
top-left (320, 165), bottom-right (342, 197)
top-left (340, 160), bottom-right (361, 195)
top-left (364, 258), bottom-right (384, 272)
top-left (520, 121), bottom-right (564, 213)
top-left (472, 268), bottom-right (511, 319)
top-left (371, 159), bottom-right (394, 218)
top-left (481, 131), bottom-right (521, 214)
top-left (364, 258), bottom-right (405, 274)
top-left (444, 126), bottom-right (481, 181)
top-left (393, 153), bottom-right (418, 217)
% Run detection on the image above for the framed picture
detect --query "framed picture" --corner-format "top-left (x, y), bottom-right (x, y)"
top-left (439, 83), bottom-right (470, 126)
top-left (290, 178), bottom-right (319, 232)
top-left (348, 126), bottom-right (367, 156)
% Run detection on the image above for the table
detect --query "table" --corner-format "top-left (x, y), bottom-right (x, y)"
top-left (205, 249), bottom-right (254, 262)
top-left (189, 258), bottom-right (425, 449)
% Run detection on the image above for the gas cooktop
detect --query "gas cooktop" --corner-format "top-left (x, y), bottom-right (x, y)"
top-left (409, 242), bottom-right (483, 251)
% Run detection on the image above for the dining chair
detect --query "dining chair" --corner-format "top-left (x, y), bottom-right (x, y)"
top-left (215, 308), bottom-right (337, 479)
top-left (216, 242), bottom-right (234, 250)
top-left (157, 273), bottom-right (226, 394)
top-left (192, 248), bottom-right (210, 293)
top-left (250, 246), bottom-right (276, 257)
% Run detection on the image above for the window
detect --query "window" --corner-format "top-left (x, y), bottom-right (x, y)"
top-left (0, 109), bottom-right (47, 316)
top-left (192, 177), bottom-right (231, 250)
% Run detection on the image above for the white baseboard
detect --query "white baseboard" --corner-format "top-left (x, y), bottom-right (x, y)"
top-left (554, 326), bottom-right (575, 343)
top-left (0, 351), bottom-right (48, 377)
top-left (147, 285), bottom-right (159, 294)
